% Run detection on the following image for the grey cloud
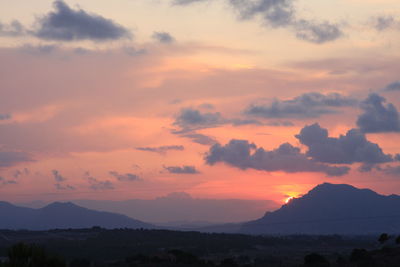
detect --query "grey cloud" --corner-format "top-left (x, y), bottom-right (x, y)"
top-left (245, 92), bottom-right (356, 119)
top-left (0, 114), bottom-right (11, 120)
top-left (0, 20), bottom-right (25, 37)
top-left (231, 118), bottom-right (263, 126)
top-left (19, 44), bottom-right (59, 55)
top-left (229, 0), bottom-right (294, 27)
top-left (173, 0), bottom-right (342, 44)
top-left (373, 16), bottom-right (397, 31)
top-left (383, 81), bottom-right (400, 91)
top-left (13, 168), bottom-right (30, 179)
top-left (55, 183), bottom-right (75, 190)
top-left (152, 31), bottom-right (175, 43)
top-left (294, 20), bottom-right (343, 44)
top-left (356, 93), bottom-right (400, 133)
top-left (173, 0), bottom-right (208, 5)
top-left (33, 0), bottom-right (130, 41)
top-left (296, 123), bottom-right (393, 164)
top-left (136, 145), bottom-right (184, 154)
top-left (381, 165), bottom-right (400, 176)
top-left (52, 169), bottom-right (66, 182)
top-left (205, 139), bottom-right (349, 176)
top-left (0, 176), bottom-right (18, 186)
top-left (396, 154), bottom-right (400, 161)
top-left (163, 165), bottom-right (200, 174)
top-left (181, 133), bottom-right (218, 145)
top-left (109, 171), bottom-right (140, 181)
top-left (173, 108), bottom-right (226, 131)
top-left (87, 176), bottom-right (114, 190)
top-left (0, 151), bottom-right (33, 167)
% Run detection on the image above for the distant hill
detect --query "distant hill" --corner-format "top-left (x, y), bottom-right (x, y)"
top-left (0, 201), bottom-right (153, 230)
top-left (240, 183), bottom-right (400, 235)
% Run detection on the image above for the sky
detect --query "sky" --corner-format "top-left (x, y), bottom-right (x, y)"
top-left (0, 0), bottom-right (400, 216)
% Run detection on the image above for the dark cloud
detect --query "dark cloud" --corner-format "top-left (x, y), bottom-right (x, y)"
top-left (0, 114), bottom-right (11, 120)
top-left (173, 108), bottom-right (226, 131)
top-left (383, 81), bottom-right (400, 91)
top-left (13, 168), bottom-right (30, 179)
top-left (294, 20), bottom-right (343, 44)
top-left (55, 183), bottom-right (75, 190)
top-left (173, 0), bottom-right (343, 44)
top-left (136, 145), bottom-right (184, 155)
top-left (381, 165), bottom-right (400, 176)
top-left (205, 139), bottom-right (349, 176)
top-left (396, 154), bottom-right (400, 161)
top-left (296, 123), bottom-right (394, 164)
top-left (152, 31), bottom-right (175, 43)
top-left (0, 20), bottom-right (25, 37)
top-left (163, 165), bottom-right (200, 174)
top-left (231, 118), bottom-right (263, 126)
top-left (0, 176), bottom-right (18, 186)
top-left (109, 171), bottom-right (141, 181)
top-left (0, 151), bottom-right (33, 167)
top-left (229, 0), bottom-right (294, 28)
top-left (19, 44), bottom-right (59, 55)
top-left (356, 93), bottom-right (400, 133)
top-left (373, 16), bottom-right (397, 31)
top-left (87, 176), bottom-right (114, 190)
top-left (33, 0), bottom-right (130, 41)
top-left (172, 0), bottom-right (208, 5)
top-left (52, 169), bottom-right (66, 182)
top-left (181, 133), bottom-right (218, 145)
top-left (245, 92), bottom-right (356, 119)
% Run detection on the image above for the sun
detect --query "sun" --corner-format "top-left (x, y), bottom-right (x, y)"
top-left (285, 196), bottom-right (294, 204)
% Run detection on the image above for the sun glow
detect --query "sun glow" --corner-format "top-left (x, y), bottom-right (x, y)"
top-left (285, 196), bottom-right (294, 204)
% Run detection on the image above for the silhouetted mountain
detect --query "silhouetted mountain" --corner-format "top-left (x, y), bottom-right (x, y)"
top-left (0, 201), bottom-right (153, 230)
top-left (241, 183), bottom-right (400, 235)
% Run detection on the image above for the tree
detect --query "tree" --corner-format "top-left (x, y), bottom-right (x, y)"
top-left (378, 233), bottom-right (390, 244)
top-left (7, 243), bottom-right (66, 267)
top-left (303, 253), bottom-right (330, 267)
top-left (396, 235), bottom-right (400, 245)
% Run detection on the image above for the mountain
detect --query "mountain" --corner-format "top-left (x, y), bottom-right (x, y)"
top-left (240, 183), bottom-right (400, 235)
top-left (0, 201), bottom-right (153, 230)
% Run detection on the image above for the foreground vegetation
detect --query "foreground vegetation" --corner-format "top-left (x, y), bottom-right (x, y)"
top-left (0, 228), bottom-right (399, 266)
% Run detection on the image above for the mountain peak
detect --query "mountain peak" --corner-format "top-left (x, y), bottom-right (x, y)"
top-left (241, 183), bottom-right (400, 235)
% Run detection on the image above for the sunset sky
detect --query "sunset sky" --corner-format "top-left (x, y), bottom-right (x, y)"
top-left (0, 0), bottom-right (400, 209)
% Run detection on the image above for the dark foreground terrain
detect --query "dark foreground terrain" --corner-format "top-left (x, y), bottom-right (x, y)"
top-left (1, 228), bottom-right (399, 266)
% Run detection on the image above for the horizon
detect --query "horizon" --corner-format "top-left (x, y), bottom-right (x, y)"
top-left (0, 0), bottom-right (400, 224)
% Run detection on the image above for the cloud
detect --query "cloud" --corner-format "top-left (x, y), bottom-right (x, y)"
top-left (173, 108), bottom-right (226, 131)
top-left (52, 169), bottom-right (66, 182)
top-left (172, 0), bottom-right (208, 5)
top-left (173, 107), bottom-right (264, 133)
top-left (181, 133), bottom-right (218, 145)
top-left (0, 114), bottom-right (11, 120)
top-left (19, 44), bottom-right (58, 54)
top-left (0, 20), bottom-right (25, 37)
top-left (383, 81), bottom-right (400, 91)
top-left (13, 168), bottom-right (30, 179)
top-left (173, 0), bottom-right (343, 44)
top-left (373, 16), bottom-right (398, 31)
top-left (381, 165), bottom-right (400, 176)
top-left (163, 165), bottom-right (200, 174)
top-left (356, 93), bottom-right (400, 133)
top-left (55, 183), bottom-right (75, 190)
top-left (87, 176), bottom-right (114, 190)
top-left (0, 151), bottom-right (33, 167)
top-left (295, 123), bottom-right (394, 164)
top-left (136, 145), bottom-right (184, 155)
top-left (229, 0), bottom-right (295, 28)
top-left (152, 31), bottom-right (175, 43)
top-left (0, 176), bottom-right (18, 186)
top-left (109, 171), bottom-right (141, 181)
top-left (294, 20), bottom-right (343, 44)
top-left (245, 92), bottom-right (356, 119)
top-left (205, 139), bottom-right (349, 176)
top-left (33, 0), bottom-right (130, 41)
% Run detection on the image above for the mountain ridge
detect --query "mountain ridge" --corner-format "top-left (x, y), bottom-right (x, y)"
top-left (0, 201), bottom-right (153, 230)
top-left (240, 182), bottom-right (400, 235)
